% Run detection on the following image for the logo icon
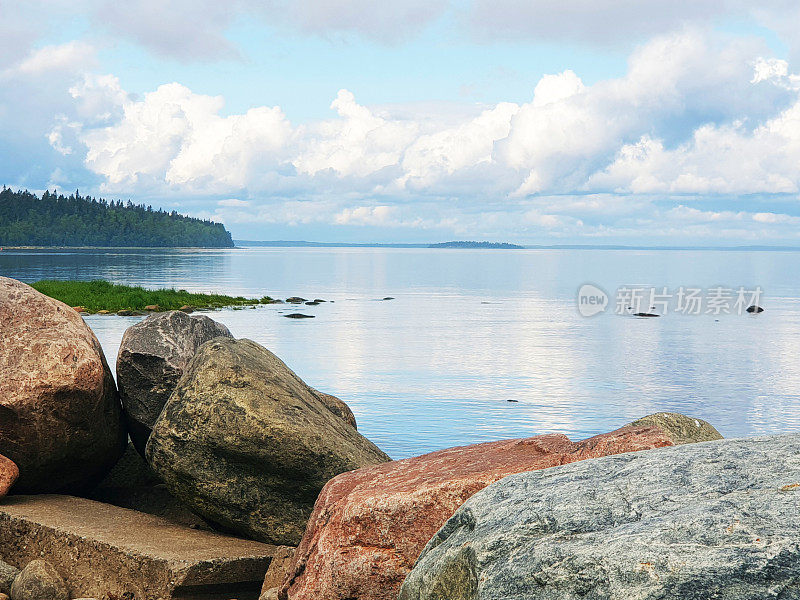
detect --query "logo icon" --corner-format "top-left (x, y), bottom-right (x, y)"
top-left (577, 284), bottom-right (608, 317)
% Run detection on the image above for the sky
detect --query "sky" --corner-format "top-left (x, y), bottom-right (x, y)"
top-left (4, 2), bottom-right (800, 244)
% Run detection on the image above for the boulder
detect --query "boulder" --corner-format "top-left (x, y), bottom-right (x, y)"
top-left (280, 414), bottom-right (721, 600)
top-left (311, 390), bottom-right (357, 429)
top-left (0, 277), bottom-right (126, 493)
top-left (399, 433), bottom-right (800, 600)
top-left (0, 560), bottom-right (19, 594)
top-left (10, 560), bottom-right (68, 600)
top-left (146, 338), bottom-right (390, 546)
top-left (0, 454), bottom-right (19, 498)
top-left (116, 310), bottom-right (233, 455)
top-left (261, 547), bottom-right (296, 600)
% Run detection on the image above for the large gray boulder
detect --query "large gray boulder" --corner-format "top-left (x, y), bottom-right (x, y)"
top-left (400, 434), bottom-right (800, 600)
top-left (146, 338), bottom-right (391, 546)
top-left (117, 310), bottom-right (233, 455)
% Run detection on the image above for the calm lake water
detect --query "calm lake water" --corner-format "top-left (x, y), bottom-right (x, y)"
top-left (2, 247), bottom-right (799, 459)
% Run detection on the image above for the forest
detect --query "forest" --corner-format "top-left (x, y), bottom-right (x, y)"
top-left (0, 188), bottom-right (234, 247)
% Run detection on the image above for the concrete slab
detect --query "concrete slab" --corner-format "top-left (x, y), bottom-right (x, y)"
top-left (0, 495), bottom-right (282, 600)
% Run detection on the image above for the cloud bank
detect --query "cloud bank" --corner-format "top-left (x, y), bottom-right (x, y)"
top-left (5, 8), bottom-right (800, 242)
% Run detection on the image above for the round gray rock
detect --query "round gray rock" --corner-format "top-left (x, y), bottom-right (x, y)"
top-left (10, 560), bottom-right (68, 600)
top-left (400, 434), bottom-right (800, 600)
top-left (0, 560), bottom-right (19, 594)
top-left (117, 310), bottom-right (233, 456)
top-left (146, 338), bottom-right (390, 545)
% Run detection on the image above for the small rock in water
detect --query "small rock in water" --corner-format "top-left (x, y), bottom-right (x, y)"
top-left (117, 309), bottom-right (134, 316)
top-left (10, 560), bottom-right (68, 600)
top-left (382, 297), bottom-right (395, 301)
top-left (97, 309), bottom-right (110, 314)
top-left (633, 312), bottom-right (660, 317)
top-left (506, 399), bottom-right (519, 403)
top-left (72, 306), bottom-right (86, 313)
top-left (286, 297), bottom-right (307, 304)
top-left (284, 313), bottom-right (315, 319)
top-left (144, 304), bottom-right (160, 311)
top-left (313, 299), bottom-right (327, 303)
top-left (178, 305), bottom-right (194, 313)
top-left (746, 305), bottom-right (764, 313)
top-left (305, 301), bottom-right (320, 306)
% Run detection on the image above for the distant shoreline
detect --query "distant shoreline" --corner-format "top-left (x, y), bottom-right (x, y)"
top-left (3, 243), bottom-right (800, 252)
top-left (234, 241), bottom-right (800, 252)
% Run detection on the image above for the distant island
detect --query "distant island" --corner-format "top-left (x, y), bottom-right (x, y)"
top-left (0, 188), bottom-right (234, 248)
top-left (428, 241), bottom-right (524, 249)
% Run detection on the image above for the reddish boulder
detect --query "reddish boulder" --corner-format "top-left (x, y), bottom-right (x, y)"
top-left (0, 277), bottom-right (126, 493)
top-left (280, 413), bottom-right (722, 600)
top-left (0, 454), bottom-right (18, 498)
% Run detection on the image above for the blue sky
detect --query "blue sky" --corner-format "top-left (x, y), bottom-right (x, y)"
top-left (4, 1), bottom-right (800, 244)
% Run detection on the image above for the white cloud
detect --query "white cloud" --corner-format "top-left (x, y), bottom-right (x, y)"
top-left (67, 30), bottom-right (800, 207)
top-left (334, 205), bottom-right (397, 226)
top-left (13, 41), bottom-right (96, 75)
top-left (294, 89), bottom-right (419, 178)
top-left (218, 198), bottom-right (250, 207)
top-left (258, 0), bottom-right (449, 44)
top-left (81, 83), bottom-right (292, 190)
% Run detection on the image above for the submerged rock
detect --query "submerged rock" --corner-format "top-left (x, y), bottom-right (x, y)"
top-left (399, 433), bottom-right (800, 600)
top-left (146, 338), bottom-right (390, 545)
top-left (10, 560), bottom-right (68, 600)
top-left (279, 414), bottom-right (721, 600)
top-left (117, 310), bottom-right (233, 456)
top-left (0, 277), bottom-right (125, 493)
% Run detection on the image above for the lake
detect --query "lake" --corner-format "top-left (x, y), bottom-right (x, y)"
top-left (2, 247), bottom-right (799, 459)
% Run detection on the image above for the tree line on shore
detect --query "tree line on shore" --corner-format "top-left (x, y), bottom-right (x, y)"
top-left (0, 188), bottom-right (234, 247)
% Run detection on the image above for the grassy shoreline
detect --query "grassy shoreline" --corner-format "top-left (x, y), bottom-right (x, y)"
top-left (32, 280), bottom-right (273, 314)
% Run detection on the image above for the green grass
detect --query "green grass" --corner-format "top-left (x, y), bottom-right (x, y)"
top-left (31, 279), bottom-right (272, 313)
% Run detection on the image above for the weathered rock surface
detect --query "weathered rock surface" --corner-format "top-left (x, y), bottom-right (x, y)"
top-left (280, 414), bottom-right (721, 600)
top-left (146, 338), bottom-right (390, 546)
top-left (0, 560), bottom-right (19, 594)
top-left (116, 310), bottom-right (233, 455)
top-left (0, 454), bottom-right (18, 498)
top-left (399, 433), bottom-right (800, 600)
top-left (260, 547), bottom-right (296, 600)
top-left (311, 390), bottom-right (357, 429)
top-left (10, 559), bottom-right (68, 600)
top-left (629, 412), bottom-right (722, 444)
top-left (0, 277), bottom-right (126, 493)
top-left (0, 495), bottom-right (279, 599)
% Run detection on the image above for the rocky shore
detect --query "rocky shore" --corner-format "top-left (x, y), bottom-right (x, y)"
top-left (0, 274), bottom-right (789, 599)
